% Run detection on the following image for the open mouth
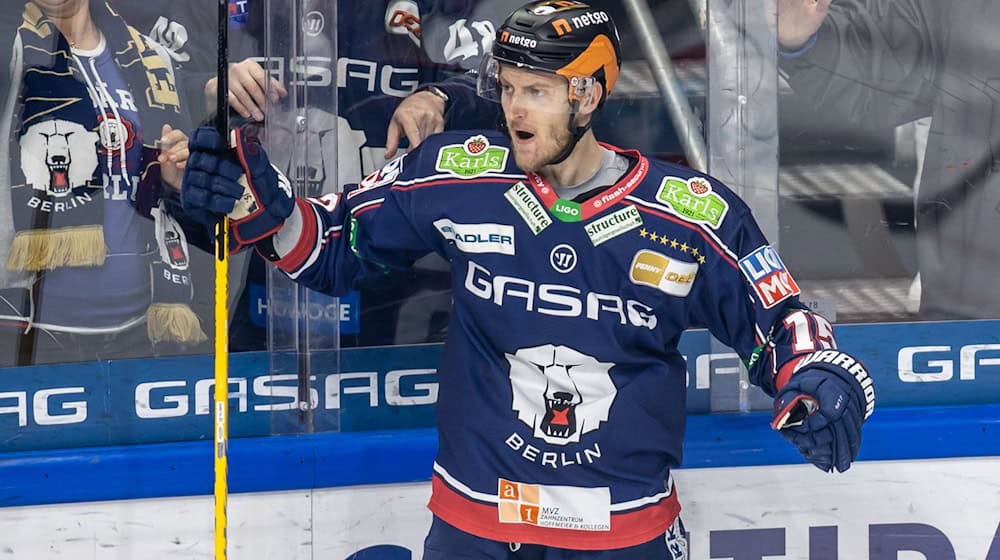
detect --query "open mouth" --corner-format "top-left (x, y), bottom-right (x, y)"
top-left (48, 162), bottom-right (70, 195)
top-left (514, 130), bottom-right (535, 141)
top-left (541, 391), bottom-right (578, 439)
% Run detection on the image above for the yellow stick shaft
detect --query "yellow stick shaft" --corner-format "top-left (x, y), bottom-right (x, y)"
top-left (214, 217), bottom-right (229, 559)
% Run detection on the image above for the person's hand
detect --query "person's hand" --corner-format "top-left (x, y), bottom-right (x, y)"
top-left (385, 90), bottom-right (446, 159)
top-left (772, 351), bottom-right (874, 473)
top-left (182, 127), bottom-right (295, 251)
top-left (777, 0), bottom-right (830, 50)
top-left (204, 59), bottom-right (289, 122)
top-left (158, 124), bottom-right (189, 191)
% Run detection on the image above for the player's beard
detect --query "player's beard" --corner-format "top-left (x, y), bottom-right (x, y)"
top-left (510, 119), bottom-right (573, 172)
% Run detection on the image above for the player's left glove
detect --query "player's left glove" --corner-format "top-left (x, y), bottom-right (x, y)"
top-left (772, 350), bottom-right (875, 473)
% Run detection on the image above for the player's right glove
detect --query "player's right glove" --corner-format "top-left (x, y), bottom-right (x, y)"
top-left (771, 350), bottom-right (875, 473)
top-left (182, 126), bottom-right (295, 252)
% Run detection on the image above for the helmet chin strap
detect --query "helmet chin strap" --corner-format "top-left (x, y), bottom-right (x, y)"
top-left (547, 100), bottom-right (593, 166)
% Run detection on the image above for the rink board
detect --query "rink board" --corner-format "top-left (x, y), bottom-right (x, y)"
top-left (1, 403), bottom-right (998, 507)
top-left (2, 320), bottom-right (1000, 453)
top-left (0, 320), bottom-right (999, 558)
top-left (1, 455), bottom-right (998, 559)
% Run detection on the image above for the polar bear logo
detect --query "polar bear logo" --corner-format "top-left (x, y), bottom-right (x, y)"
top-left (151, 206), bottom-right (190, 271)
top-left (507, 344), bottom-right (618, 446)
top-left (19, 120), bottom-right (99, 198)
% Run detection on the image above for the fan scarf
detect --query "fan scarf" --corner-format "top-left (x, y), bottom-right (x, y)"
top-left (6, 1), bottom-right (205, 344)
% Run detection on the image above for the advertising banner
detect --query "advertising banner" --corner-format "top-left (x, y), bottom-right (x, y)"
top-left (2, 320), bottom-right (999, 452)
top-left (2, 457), bottom-right (997, 559)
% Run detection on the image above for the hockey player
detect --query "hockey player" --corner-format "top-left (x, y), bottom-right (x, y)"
top-left (181, 1), bottom-right (876, 557)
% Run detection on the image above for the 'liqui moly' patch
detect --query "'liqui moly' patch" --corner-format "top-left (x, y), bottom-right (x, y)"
top-left (738, 245), bottom-right (800, 308)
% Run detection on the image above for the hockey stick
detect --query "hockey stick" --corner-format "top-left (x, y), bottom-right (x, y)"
top-left (213, 0), bottom-right (230, 558)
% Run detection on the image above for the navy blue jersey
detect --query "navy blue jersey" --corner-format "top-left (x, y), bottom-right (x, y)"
top-left (126, 0), bottom-right (490, 348)
top-left (271, 130), bottom-right (839, 548)
top-left (220, 0), bottom-right (498, 348)
top-left (127, 0), bottom-right (496, 185)
top-left (230, 0), bottom-right (496, 184)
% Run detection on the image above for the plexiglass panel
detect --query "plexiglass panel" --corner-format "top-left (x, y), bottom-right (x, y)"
top-left (2, 1), bottom-right (997, 558)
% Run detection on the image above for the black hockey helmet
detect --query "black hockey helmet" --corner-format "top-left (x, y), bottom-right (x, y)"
top-left (478, 1), bottom-right (623, 107)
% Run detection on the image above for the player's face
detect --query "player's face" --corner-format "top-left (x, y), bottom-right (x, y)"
top-left (499, 66), bottom-right (574, 172)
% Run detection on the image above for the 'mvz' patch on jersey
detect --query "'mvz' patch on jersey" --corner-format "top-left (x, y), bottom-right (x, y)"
top-left (739, 245), bottom-right (800, 308)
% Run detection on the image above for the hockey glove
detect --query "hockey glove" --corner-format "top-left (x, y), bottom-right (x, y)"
top-left (772, 350), bottom-right (875, 473)
top-left (182, 126), bottom-right (294, 251)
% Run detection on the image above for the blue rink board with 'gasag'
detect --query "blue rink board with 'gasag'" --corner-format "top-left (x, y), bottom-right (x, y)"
top-left (1, 320), bottom-right (999, 506)
top-left (2, 320), bottom-right (999, 453)
top-left (1, 403), bottom-right (998, 507)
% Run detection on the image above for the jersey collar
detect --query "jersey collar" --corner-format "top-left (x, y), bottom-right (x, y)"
top-left (525, 143), bottom-right (649, 222)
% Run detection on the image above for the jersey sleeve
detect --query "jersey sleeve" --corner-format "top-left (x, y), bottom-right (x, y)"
top-left (688, 204), bottom-right (837, 397)
top-left (268, 147), bottom-right (441, 296)
top-left (432, 74), bottom-right (502, 133)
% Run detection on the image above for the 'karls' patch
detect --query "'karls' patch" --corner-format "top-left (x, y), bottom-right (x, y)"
top-left (436, 135), bottom-right (509, 178)
top-left (738, 245), bottom-right (800, 309)
top-left (629, 249), bottom-right (698, 297)
top-left (655, 176), bottom-right (729, 229)
top-left (505, 182), bottom-right (552, 235)
top-left (434, 219), bottom-right (516, 255)
top-left (585, 205), bottom-right (642, 246)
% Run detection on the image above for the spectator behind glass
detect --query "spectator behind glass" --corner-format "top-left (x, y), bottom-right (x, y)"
top-left (0, 0), bottom-right (201, 366)
top-left (116, 0), bottom-right (221, 125)
top-left (199, 0), bottom-right (502, 351)
top-left (778, 0), bottom-right (1000, 320)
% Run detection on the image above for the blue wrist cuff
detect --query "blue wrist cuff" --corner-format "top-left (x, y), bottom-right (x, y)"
top-left (779, 32), bottom-right (818, 59)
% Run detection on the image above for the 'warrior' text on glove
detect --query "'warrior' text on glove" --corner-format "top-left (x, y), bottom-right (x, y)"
top-left (772, 350), bottom-right (875, 473)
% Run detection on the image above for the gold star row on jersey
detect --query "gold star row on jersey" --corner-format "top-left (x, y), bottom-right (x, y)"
top-left (638, 228), bottom-right (707, 264)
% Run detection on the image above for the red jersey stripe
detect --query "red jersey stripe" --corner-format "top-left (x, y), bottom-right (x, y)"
top-left (428, 475), bottom-right (681, 550)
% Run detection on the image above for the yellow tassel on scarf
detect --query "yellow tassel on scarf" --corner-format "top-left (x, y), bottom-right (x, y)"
top-left (6, 225), bottom-right (106, 271)
top-left (147, 303), bottom-right (208, 344)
